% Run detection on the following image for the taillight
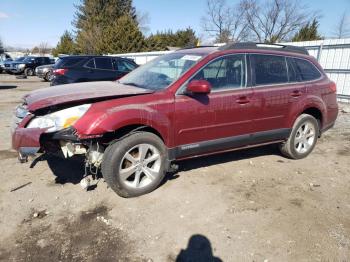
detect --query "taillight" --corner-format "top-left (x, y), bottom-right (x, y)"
top-left (330, 81), bottom-right (337, 93)
top-left (53, 68), bottom-right (68, 76)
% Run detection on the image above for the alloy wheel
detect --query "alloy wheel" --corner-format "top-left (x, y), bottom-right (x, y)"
top-left (294, 121), bottom-right (316, 154)
top-left (119, 143), bottom-right (161, 189)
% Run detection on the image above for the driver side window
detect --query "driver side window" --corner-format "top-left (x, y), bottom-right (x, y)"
top-left (192, 54), bottom-right (246, 90)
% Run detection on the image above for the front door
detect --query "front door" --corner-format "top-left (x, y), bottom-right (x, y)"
top-left (174, 54), bottom-right (255, 158)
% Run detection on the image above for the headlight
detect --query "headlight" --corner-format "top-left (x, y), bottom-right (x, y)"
top-left (17, 64), bottom-right (25, 69)
top-left (27, 104), bottom-right (91, 132)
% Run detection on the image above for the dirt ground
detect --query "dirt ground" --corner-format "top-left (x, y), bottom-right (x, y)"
top-left (0, 74), bottom-right (349, 262)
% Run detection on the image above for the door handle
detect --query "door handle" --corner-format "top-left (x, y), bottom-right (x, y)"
top-left (236, 96), bottom-right (250, 104)
top-left (291, 90), bottom-right (302, 97)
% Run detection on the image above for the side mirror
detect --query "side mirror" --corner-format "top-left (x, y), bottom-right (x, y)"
top-left (186, 80), bottom-right (211, 94)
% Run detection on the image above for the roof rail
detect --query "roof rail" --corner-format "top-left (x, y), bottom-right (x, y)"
top-left (178, 45), bottom-right (217, 51)
top-left (219, 42), bottom-right (309, 55)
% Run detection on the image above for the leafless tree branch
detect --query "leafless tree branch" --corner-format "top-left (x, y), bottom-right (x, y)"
top-left (201, 0), bottom-right (249, 43)
top-left (332, 12), bottom-right (350, 39)
top-left (240, 0), bottom-right (318, 43)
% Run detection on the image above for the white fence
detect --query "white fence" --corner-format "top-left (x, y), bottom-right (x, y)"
top-left (283, 38), bottom-right (350, 102)
top-left (112, 38), bottom-right (350, 102)
top-left (111, 50), bottom-right (172, 65)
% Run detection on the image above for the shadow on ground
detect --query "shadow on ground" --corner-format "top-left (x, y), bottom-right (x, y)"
top-left (176, 234), bottom-right (222, 262)
top-left (166, 144), bottom-right (279, 182)
top-left (46, 145), bottom-right (280, 187)
top-left (0, 85), bottom-right (17, 89)
top-left (47, 155), bottom-right (86, 184)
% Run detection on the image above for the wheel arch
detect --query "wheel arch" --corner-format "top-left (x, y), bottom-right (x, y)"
top-left (301, 107), bottom-right (323, 130)
top-left (101, 124), bottom-right (166, 146)
top-left (289, 95), bottom-right (327, 132)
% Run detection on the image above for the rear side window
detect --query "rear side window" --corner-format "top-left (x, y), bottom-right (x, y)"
top-left (55, 57), bottom-right (83, 67)
top-left (95, 57), bottom-right (113, 70)
top-left (85, 59), bottom-right (95, 69)
top-left (253, 54), bottom-right (288, 85)
top-left (286, 57), bottom-right (300, 82)
top-left (294, 58), bottom-right (321, 81)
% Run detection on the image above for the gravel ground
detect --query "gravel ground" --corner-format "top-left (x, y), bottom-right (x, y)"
top-left (0, 74), bottom-right (349, 261)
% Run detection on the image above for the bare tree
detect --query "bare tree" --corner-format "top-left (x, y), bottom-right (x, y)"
top-left (332, 12), bottom-right (350, 39)
top-left (240, 0), bottom-right (317, 43)
top-left (201, 0), bottom-right (248, 43)
top-left (38, 42), bottom-right (50, 55)
top-left (136, 11), bottom-right (150, 35)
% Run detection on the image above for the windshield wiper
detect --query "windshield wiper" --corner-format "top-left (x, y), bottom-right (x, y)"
top-left (121, 82), bottom-right (146, 89)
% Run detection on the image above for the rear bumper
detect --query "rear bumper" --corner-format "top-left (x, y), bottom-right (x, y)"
top-left (321, 121), bottom-right (335, 135)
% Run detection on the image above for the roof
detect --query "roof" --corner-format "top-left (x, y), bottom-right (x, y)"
top-left (219, 42), bottom-right (309, 55)
top-left (176, 43), bottom-right (309, 56)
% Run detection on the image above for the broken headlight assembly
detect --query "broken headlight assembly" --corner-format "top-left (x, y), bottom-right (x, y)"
top-left (26, 104), bottom-right (91, 132)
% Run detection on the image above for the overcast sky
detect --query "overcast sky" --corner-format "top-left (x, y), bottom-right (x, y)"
top-left (0, 0), bottom-right (349, 48)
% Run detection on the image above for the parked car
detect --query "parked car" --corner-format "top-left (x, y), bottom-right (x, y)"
top-left (50, 55), bottom-right (138, 86)
top-left (35, 64), bottom-right (54, 81)
top-left (0, 53), bottom-right (12, 73)
top-left (12, 43), bottom-right (338, 197)
top-left (9, 56), bottom-right (53, 76)
top-left (3, 57), bottom-right (26, 74)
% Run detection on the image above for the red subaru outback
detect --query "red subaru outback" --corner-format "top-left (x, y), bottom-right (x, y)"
top-left (12, 43), bottom-right (338, 197)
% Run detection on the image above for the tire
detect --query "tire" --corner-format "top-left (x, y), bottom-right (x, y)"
top-left (279, 114), bottom-right (319, 159)
top-left (101, 132), bottom-right (168, 198)
top-left (46, 71), bottom-right (54, 81)
top-left (24, 68), bottom-right (34, 76)
top-left (44, 72), bottom-right (50, 81)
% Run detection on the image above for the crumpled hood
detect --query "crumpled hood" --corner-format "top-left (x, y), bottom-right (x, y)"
top-left (24, 81), bottom-right (153, 112)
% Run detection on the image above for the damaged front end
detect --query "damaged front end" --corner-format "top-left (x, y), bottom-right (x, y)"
top-left (40, 127), bottom-right (106, 187)
top-left (12, 102), bottom-right (107, 187)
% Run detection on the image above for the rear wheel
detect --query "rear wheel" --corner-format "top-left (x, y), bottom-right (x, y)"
top-left (279, 114), bottom-right (319, 159)
top-left (101, 132), bottom-right (168, 198)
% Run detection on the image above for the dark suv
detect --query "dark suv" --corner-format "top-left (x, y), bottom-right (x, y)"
top-left (51, 55), bottom-right (138, 86)
top-left (9, 56), bottom-right (53, 76)
top-left (12, 43), bottom-right (338, 197)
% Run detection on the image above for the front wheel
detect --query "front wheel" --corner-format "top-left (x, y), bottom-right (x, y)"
top-left (101, 132), bottom-right (168, 198)
top-left (279, 114), bottom-right (319, 159)
top-left (24, 68), bottom-right (34, 76)
top-left (44, 71), bottom-right (53, 81)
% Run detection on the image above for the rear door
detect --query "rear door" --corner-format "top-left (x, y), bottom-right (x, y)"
top-left (92, 57), bottom-right (116, 81)
top-left (250, 54), bottom-right (305, 140)
top-left (174, 54), bottom-right (255, 157)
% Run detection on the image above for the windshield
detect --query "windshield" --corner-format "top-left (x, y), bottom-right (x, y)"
top-left (23, 57), bottom-right (35, 63)
top-left (15, 57), bottom-right (25, 62)
top-left (119, 52), bottom-right (204, 90)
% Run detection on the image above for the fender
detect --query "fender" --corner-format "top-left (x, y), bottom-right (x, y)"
top-left (287, 94), bottom-right (327, 129)
top-left (73, 93), bottom-right (175, 147)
